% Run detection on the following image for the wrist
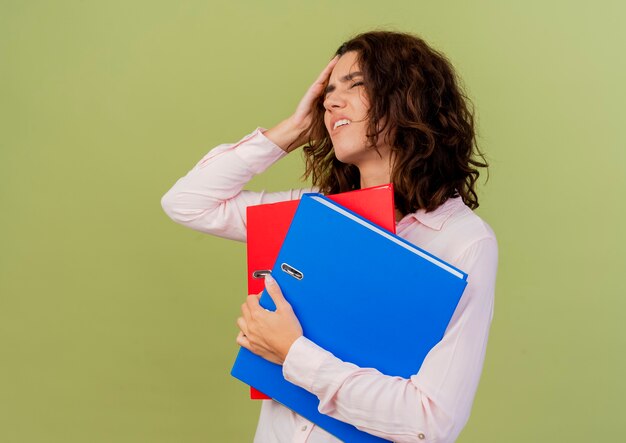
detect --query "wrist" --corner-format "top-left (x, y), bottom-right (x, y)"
top-left (264, 118), bottom-right (308, 153)
top-left (282, 336), bottom-right (331, 393)
top-left (279, 333), bottom-right (303, 364)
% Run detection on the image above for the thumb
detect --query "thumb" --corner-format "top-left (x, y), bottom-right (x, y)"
top-left (264, 274), bottom-right (288, 309)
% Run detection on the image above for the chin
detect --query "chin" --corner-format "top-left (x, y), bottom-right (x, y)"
top-left (332, 141), bottom-right (368, 164)
top-left (332, 150), bottom-right (359, 165)
top-left (334, 156), bottom-right (351, 165)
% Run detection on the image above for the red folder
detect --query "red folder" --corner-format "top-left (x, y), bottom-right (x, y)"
top-left (246, 184), bottom-right (396, 399)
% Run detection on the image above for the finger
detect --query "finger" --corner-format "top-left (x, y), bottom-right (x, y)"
top-left (313, 54), bottom-right (339, 85)
top-left (236, 331), bottom-right (251, 350)
top-left (294, 56), bottom-right (340, 121)
top-left (307, 57), bottom-right (339, 97)
top-left (264, 274), bottom-right (288, 309)
top-left (246, 291), bottom-right (263, 313)
top-left (241, 300), bottom-right (252, 321)
top-left (236, 316), bottom-right (248, 336)
top-left (247, 292), bottom-right (261, 306)
top-left (301, 55), bottom-right (339, 102)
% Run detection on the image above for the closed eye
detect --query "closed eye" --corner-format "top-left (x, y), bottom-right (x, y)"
top-left (351, 81), bottom-right (364, 88)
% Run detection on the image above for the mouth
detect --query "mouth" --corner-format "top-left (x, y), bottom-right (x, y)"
top-left (331, 118), bottom-right (352, 133)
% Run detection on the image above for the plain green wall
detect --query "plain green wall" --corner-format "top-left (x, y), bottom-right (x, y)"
top-left (1, 1), bottom-right (624, 441)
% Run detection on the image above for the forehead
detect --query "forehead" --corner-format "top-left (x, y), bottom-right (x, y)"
top-left (328, 51), bottom-right (361, 82)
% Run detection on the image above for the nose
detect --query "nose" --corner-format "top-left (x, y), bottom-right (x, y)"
top-left (323, 90), bottom-right (346, 111)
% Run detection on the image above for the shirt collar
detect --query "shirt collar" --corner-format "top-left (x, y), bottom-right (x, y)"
top-left (404, 195), bottom-right (464, 231)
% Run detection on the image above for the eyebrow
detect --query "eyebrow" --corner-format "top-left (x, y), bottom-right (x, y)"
top-left (324, 71), bottom-right (364, 95)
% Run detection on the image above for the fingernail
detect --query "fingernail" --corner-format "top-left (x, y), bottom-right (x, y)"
top-left (265, 274), bottom-right (275, 284)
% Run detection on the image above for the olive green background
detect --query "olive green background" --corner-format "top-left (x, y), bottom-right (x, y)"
top-left (1, 1), bottom-right (624, 442)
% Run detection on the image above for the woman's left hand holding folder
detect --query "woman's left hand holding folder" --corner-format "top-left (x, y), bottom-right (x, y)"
top-left (236, 274), bottom-right (303, 365)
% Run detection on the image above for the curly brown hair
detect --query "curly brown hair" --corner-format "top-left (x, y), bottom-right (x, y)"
top-left (302, 30), bottom-right (488, 214)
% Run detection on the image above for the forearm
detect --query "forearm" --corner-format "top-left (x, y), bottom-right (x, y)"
top-left (282, 238), bottom-right (498, 443)
top-left (160, 127), bottom-right (300, 241)
top-left (263, 117), bottom-right (309, 153)
top-left (284, 337), bottom-right (456, 443)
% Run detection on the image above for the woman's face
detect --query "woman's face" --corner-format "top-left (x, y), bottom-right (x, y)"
top-left (323, 51), bottom-right (378, 166)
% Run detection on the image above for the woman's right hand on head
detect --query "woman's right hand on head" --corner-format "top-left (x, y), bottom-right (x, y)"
top-left (264, 55), bottom-right (339, 152)
top-left (290, 55), bottom-right (339, 132)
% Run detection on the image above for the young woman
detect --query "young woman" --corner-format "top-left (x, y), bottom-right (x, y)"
top-left (161, 31), bottom-right (498, 443)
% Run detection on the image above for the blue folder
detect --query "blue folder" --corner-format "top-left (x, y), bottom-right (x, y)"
top-left (231, 194), bottom-right (468, 443)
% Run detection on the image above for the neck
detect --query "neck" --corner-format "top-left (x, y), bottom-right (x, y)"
top-left (357, 155), bottom-right (393, 190)
top-left (356, 152), bottom-right (403, 222)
